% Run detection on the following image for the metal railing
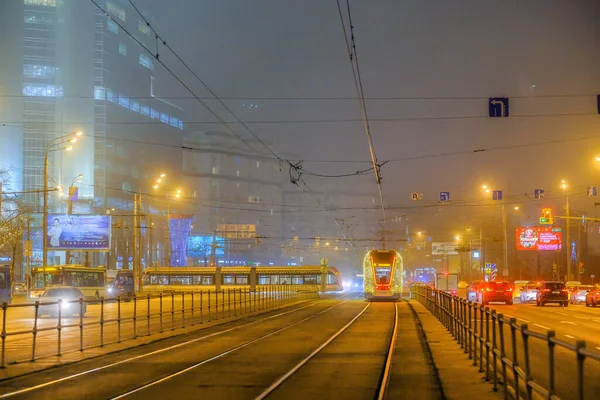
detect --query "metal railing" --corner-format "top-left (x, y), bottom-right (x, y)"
top-left (0, 285), bottom-right (318, 368)
top-left (411, 285), bottom-right (600, 400)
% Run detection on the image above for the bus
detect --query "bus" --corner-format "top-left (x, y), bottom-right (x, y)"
top-left (141, 265), bottom-right (343, 293)
top-left (30, 265), bottom-right (107, 301)
top-left (363, 250), bottom-right (403, 300)
top-left (0, 265), bottom-right (12, 304)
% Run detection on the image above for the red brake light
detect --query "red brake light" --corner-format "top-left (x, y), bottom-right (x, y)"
top-left (576, 291), bottom-right (580, 295)
top-left (486, 287), bottom-right (493, 292)
top-left (543, 289), bottom-right (550, 292)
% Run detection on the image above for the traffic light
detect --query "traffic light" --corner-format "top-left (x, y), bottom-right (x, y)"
top-left (540, 208), bottom-right (554, 225)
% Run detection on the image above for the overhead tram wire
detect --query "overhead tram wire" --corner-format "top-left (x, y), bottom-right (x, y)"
top-left (93, 0), bottom-right (356, 250)
top-left (336, 0), bottom-right (387, 248)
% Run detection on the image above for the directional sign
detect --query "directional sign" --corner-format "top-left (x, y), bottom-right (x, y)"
top-left (488, 97), bottom-right (509, 117)
top-left (587, 186), bottom-right (598, 197)
top-left (410, 192), bottom-right (422, 201)
top-left (439, 192), bottom-right (450, 202)
top-left (492, 190), bottom-right (503, 201)
top-left (534, 189), bottom-right (545, 200)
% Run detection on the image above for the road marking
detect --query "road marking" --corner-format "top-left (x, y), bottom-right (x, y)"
top-left (517, 318), bottom-right (530, 323)
top-left (556, 312), bottom-right (568, 316)
top-left (573, 316), bottom-right (587, 319)
top-left (559, 321), bottom-right (577, 326)
top-left (509, 307), bottom-right (517, 310)
top-left (593, 319), bottom-right (600, 323)
top-left (565, 335), bottom-right (576, 339)
top-left (534, 323), bottom-right (551, 330)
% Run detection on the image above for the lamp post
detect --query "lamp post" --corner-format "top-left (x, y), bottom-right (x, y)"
top-left (43, 131), bottom-right (82, 287)
top-left (65, 174), bottom-right (83, 265)
top-left (561, 180), bottom-right (571, 281)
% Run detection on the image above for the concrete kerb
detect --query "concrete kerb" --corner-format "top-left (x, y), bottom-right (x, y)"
top-left (407, 299), bottom-right (505, 400)
top-left (0, 296), bottom-right (315, 383)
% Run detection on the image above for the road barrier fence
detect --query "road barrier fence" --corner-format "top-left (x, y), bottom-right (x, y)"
top-left (411, 285), bottom-right (600, 400)
top-left (0, 286), bottom-right (318, 368)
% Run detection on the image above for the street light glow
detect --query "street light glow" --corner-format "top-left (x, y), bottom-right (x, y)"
top-left (156, 178), bottom-right (162, 183)
top-left (70, 137), bottom-right (77, 143)
top-left (482, 185), bottom-right (488, 189)
top-left (65, 145), bottom-right (73, 151)
top-left (160, 173), bottom-right (166, 178)
top-left (74, 131), bottom-right (83, 136)
top-left (153, 184), bottom-right (159, 189)
top-left (514, 206), bottom-right (519, 210)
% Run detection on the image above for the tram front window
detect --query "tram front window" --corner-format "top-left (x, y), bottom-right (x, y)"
top-left (375, 267), bottom-right (391, 285)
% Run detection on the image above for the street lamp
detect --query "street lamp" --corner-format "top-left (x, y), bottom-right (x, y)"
top-left (43, 131), bottom-right (83, 284)
top-left (561, 179), bottom-right (571, 280)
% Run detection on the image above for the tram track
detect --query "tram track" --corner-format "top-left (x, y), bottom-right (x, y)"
top-left (255, 301), bottom-right (399, 400)
top-left (0, 292), bottom-right (353, 399)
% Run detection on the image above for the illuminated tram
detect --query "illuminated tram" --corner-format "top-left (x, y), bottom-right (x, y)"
top-left (363, 250), bottom-right (403, 300)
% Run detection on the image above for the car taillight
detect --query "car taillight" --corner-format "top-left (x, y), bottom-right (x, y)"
top-left (486, 287), bottom-right (493, 292)
top-left (561, 290), bottom-right (568, 294)
top-left (507, 288), bottom-right (513, 292)
top-left (543, 289), bottom-right (550, 292)
top-left (576, 291), bottom-right (580, 295)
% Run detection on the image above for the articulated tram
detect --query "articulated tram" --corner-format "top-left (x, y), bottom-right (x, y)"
top-left (141, 265), bottom-right (344, 293)
top-left (363, 250), bottom-right (403, 300)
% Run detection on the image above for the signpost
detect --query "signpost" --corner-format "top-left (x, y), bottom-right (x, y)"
top-left (488, 97), bottom-right (509, 117)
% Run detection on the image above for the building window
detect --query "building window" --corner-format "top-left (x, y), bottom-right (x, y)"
top-left (23, 64), bottom-right (56, 78)
top-left (140, 105), bottom-right (150, 116)
top-left (212, 166), bottom-right (219, 175)
top-left (130, 102), bottom-right (140, 112)
top-left (119, 43), bottom-right (127, 56)
top-left (106, 2), bottom-right (126, 21)
top-left (22, 85), bottom-right (63, 97)
top-left (169, 116), bottom-right (179, 127)
top-left (212, 179), bottom-right (217, 187)
top-left (24, 13), bottom-right (56, 25)
top-left (94, 86), bottom-right (105, 100)
top-left (178, 120), bottom-right (184, 130)
top-left (24, 0), bottom-right (56, 6)
top-left (160, 113), bottom-right (169, 124)
top-left (235, 275), bottom-right (248, 285)
top-left (106, 89), bottom-right (116, 103)
top-left (236, 170), bottom-right (240, 177)
top-left (150, 109), bottom-right (159, 119)
top-left (256, 161), bottom-right (260, 168)
top-left (138, 20), bottom-right (151, 35)
top-left (139, 54), bottom-right (154, 70)
top-left (107, 19), bottom-right (119, 34)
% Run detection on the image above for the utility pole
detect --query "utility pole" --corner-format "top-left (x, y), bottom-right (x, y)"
top-left (132, 193), bottom-right (142, 293)
top-left (501, 201), bottom-right (509, 280)
top-left (566, 194), bottom-right (571, 281)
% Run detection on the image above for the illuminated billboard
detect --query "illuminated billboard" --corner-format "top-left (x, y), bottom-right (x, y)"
top-left (47, 214), bottom-right (111, 250)
top-left (516, 227), bottom-right (562, 251)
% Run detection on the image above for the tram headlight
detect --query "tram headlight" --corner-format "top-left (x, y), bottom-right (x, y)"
top-left (343, 280), bottom-right (351, 289)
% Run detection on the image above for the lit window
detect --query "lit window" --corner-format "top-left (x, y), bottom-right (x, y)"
top-left (169, 116), bottom-right (178, 127)
top-left (24, 0), bottom-right (56, 6)
top-left (138, 20), bottom-right (151, 36)
top-left (178, 120), bottom-right (184, 130)
top-left (160, 113), bottom-right (169, 123)
top-left (119, 43), bottom-right (127, 56)
top-left (119, 96), bottom-right (129, 108)
top-left (140, 105), bottom-right (150, 116)
top-left (256, 161), bottom-right (260, 168)
top-left (130, 102), bottom-right (140, 112)
top-left (106, 89), bottom-right (117, 103)
top-left (212, 167), bottom-right (219, 175)
top-left (22, 84), bottom-right (63, 97)
top-left (236, 170), bottom-right (240, 177)
top-left (106, 2), bottom-right (126, 22)
top-left (94, 86), bottom-right (105, 100)
top-left (23, 64), bottom-right (56, 78)
top-left (139, 54), bottom-right (154, 70)
top-left (150, 109), bottom-right (159, 119)
top-left (107, 19), bottom-right (118, 34)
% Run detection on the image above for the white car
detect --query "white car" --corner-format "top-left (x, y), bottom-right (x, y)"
top-left (570, 285), bottom-right (594, 304)
top-left (520, 283), bottom-right (541, 303)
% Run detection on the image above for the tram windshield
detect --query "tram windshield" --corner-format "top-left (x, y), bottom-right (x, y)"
top-left (375, 267), bottom-right (391, 285)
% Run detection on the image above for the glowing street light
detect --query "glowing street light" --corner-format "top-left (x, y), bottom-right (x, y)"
top-left (514, 206), bottom-right (519, 210)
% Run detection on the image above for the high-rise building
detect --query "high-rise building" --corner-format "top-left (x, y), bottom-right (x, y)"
top-left (0, 0), bottom-right (185, 268)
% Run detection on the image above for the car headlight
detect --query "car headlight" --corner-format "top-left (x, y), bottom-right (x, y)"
top-left (61, 301), bottom-right (71, 309)
top-left (108, 287), bottom-right (113, 293)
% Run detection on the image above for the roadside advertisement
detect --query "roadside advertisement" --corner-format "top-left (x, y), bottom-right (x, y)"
top-left (47, 214), bottom-right (111, 250)
top-left (431, 242), bottom-right (459, 255)
top-left (516, 227), bottom-right (562, 251)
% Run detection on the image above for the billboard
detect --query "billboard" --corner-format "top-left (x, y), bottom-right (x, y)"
top-left (187, 236), bottom-right (225, 258)
top-left (516, 227), bottom-right (562, 251)
top-left (216, 224), bottom-right (256, 239)
top-left (47, 214), bottom-right (111, 250)
top-left (431, 242), bottom-right (459, 255)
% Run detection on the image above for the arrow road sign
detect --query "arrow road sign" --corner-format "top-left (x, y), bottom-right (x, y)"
top-left (534, 189), bottom-right (545, 199)
top-left (587, 186), bottom-right (598, 197)
top-left (493, 190), bottom-right (503, 201)
top-left (489, 97), bottom-right (509, 117)
top-left (410, 192), bottom-right (422, 201)
top-left (439, 192), bottom-right (450, 202)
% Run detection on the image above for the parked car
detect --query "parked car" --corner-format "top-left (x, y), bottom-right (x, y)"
top-left (519, 283), bottom-right (541, 304)
top-left (38, 287), bottom-right (87, 317)
top-left (585, 288), bottom-right (600, 307)
top-left (467, 280), bottom-right (487, 302)
top-left (513, 280), bottom-right (529, 300)
top-left (479, 281), bottom-right (513, 305)
top-left (536, 281), bottom-right (568, 307)
top-left (570, 285), bottom-right (594, 304)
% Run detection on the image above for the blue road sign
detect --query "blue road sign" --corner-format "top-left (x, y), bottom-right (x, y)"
top-left (534, 189), bottom-right (545, 199)
top-left (439, 192), bottom-right (450, 202)
top-left (488, 97), bottom-right (509, 117)
top-left (493, 190), bottom-right (503, 201)
top-left (587, 186), bottom-right (598, 197)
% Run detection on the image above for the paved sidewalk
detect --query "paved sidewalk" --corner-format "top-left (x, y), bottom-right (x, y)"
top-left (408, 300), bottom-right (505, 400)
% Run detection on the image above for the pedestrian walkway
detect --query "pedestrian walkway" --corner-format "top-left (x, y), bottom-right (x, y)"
top-left (407, 300), bottom-right (504, 400)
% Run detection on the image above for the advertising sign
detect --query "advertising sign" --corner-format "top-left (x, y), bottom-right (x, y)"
top-left (47, 214), bottom-right (111, 250)
top-left (216, 224), bottom-right (256, 239)
top-left (516, 227), bottom-right (562, 251)
top-left (431, 242), bottom-right (458, 255)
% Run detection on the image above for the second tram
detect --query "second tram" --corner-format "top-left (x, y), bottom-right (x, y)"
top-left (363, 250), bottom-right (403, 300)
